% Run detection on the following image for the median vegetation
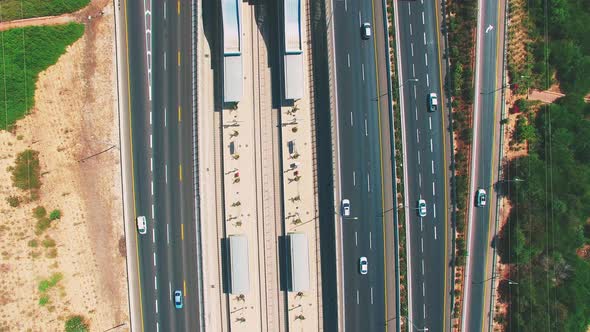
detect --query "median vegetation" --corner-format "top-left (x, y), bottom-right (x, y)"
top-left (0, 0), bottom-right (90, 22)
top-left (0, 23), bottom-right (85, 131)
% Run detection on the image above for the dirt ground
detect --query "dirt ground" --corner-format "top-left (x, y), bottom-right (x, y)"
top-left (0, 2), bottom-right (129, 331)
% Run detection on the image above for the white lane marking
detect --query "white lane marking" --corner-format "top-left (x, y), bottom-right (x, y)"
top-left (425, 53), bottom-right (428, 66)
top-left (432, 182), bottom-right (436, 196)
top-left (410, 23), bottom-right (413, 36)
top-left (163, 1), bottom-right (166, 19)
top-left (345, 0), bottom-right (347, 11)
top-left (357, 290), bottom-right (360, 304)
top-left (365, 118), bottom-right (368, 136)
top-left (358, 12), bottom-right (361, 26)
top-left (486, 24), bottom-right (494, 33)
top-left (165, 164), bottom-right (168, 183)
top-left (169, 282), bottom-right (172, 300)
top-left (167, 223), bottom-right (170, 244)
top-left (152, 228), bottom-right (155, 243)
top-left (411, 43), bottom-right (414, 56)
top-left (150, 157), bottom-right (153, 172)
top-left (157, 322), bottom-right (159, 332)
top-left (434, 226), bottom-right (438, 240)
top-left (416, 129), bottom-right (419, 143)
top-left (353, 171), bottom-right (356, 186)
top-left (415, 106), bottom-right (418, 121)
top-left (156, 299), bottom-right (158, 313)
top-left (150, 134), bottom-right (152, 148)
top-left (408, 3), bottom-right (411, 15)
top-left (350, 112), bottom-right (354, 126)
top-left (424, 304), bottom-right (427, 319)
top-left (430, 139), bottom-right (433, 152)
top-left (367, 173), bottom-right (371, 192)
top-left (347, 53), bottom-right (350, 67)
top-left (355, 231), bottom-right (358, 246)
top-left (153, 252), bottom-right (157, 266)
top-left (369, 231), bottom-right (372, 249)
top-left (429, 116), bottom-right (432, 130)
top-left (433, 203), bottom-right (437, 218)
top-left (420, 218), bottom-right (423, 231)
top-left (422, 11), bottom-right (425, 24)
top-left (151, 181), bottom-right (154, 195)
top-left (417, 151), bottom-right (421, 165)
top-left (413, 85), bottom-right (417, 98)
top-left (362, 64), bottom-right (365, 81)
top-left (423, 32), bottom-right (426, 45)
top-left (150, 110), bottom-right (152, 125)
top-left (426, 73), bottom-right (430, 87)
top-left (155, 275), bottom-right (158, 289)
top-left (151, 204), bottom-right (154, 219)
top-left (164, 107), bottom-right (167, 127)
top-left (421, 259), bottom-right (425, 275)
top-left (412, 63), bottom-right (415, 76)
top-left (431, 160), bottom-right (435, 174)
top-left (371, 287), bottom-right (374, 304)
top-left (419, 173), bottom-right (422, 187)
top-left (422, 283), bottom-right (425, 296)
top-left (421, 237), bottom-right (424, 252)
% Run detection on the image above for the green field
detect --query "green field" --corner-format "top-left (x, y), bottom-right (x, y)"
top-left (0, 0), bottom-right (90, 22)
top-left (0, 23), bottom-right (84, 130)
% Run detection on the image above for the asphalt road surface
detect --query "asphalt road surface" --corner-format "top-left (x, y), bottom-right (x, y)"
top-left (125, 0), bottom-right (200, 330)
top-left (394, 0), bottom-right (451, 330)
top-left (462, 0), bottom-right (505, 330)
top-left (332, 0), bottom-right (392, 329)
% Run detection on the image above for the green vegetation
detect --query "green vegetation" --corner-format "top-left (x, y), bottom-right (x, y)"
top-left (38, 295), bottom-right (49, 306)
top-left (35, 217), bottom-right (51, 235)
top-left (38, 272), bottom-right (63, 292)
top-left (6, 195), bottom-right (20, 207)
top-left (49, 209), bottom-right (62, 220)
top-left (497, 97), bottom-right (590, 331)
top-left (65, 315), bottom-right (89, 332)
top-left (0, 0), bottom-right (90, 22)
top-left (28, 239), bottom-right (38, 247)
top-left (33, 206), bottom-right (47, 218)
top-left (42, 236), bottom-right (56, 248)
top-left (0, 23), bottom-right (85, 130)
top-left (9, 150), bottom-right (41, 191)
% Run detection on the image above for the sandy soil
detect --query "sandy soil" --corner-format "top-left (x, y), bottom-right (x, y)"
top-left (0, 2), bottom-right (129, 331)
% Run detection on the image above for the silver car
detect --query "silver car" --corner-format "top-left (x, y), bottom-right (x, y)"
top-left (359, 257), bottom-right (368, 275)
top-left (418, 199), bottom-right (427, 217)
top-left (428, 93), bottom-right (438, 112)
top-left (342, 199), bottom-right (351, 217)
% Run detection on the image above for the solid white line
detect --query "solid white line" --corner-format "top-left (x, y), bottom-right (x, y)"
top-left (426, 73), bottom-right (430, 87)
top-left (152, 228), bottom-right (155, 243)
top-left (167, 224), bottom-right (170, 244)
top-left (421, 237), bottom-right (424, 252)
top-left (355, 232), bottom-right (358, 246)
top-left (164, 107), bottom-right (167, 127)
top-left (369, 231), bottom-right (372, 249)
top-left (417, 151), bottom-right (421, 165)
top-left (353, 171), bottom-right (356, 186)
top-left (350, 112), bottom-right (353, 126)
top-left (434, 226), bottom-right (438, 240)
top-left (155, 275), bottom-right (158, 289)
top-left (431, 160), bottom-right (435, 174)
top-left (153, 252), bottom-right (157, 266)
top-left (432, 182), bottom-right (436, 196)
top-left (155, 299), bottom-right (158, 313)
top-left (165, 164), bottom-right (168, 183)
top-left (416, 129), bottom-right (419, 143)
top-left (411, 43), bottom-right (414, 56)
top-left (371, 287), bottom-right (374, 304)
top-left (423, 32), bottom-right (426, 45)
top-left (347, 53), bottom-right (350, 67)
top-left (151, 204), bottom-right (154, 218)
top-left (365, 119), bottom-right (368, 136)
top-left (429, 116), bottom-right (432, 130)
top-left (421, 259), bottom-right (424, 275)
top-left (425, 53), bottom-right (428, 66)
top-left (433, 203), bottom-right (437, 218)
top-left (430, 138), bottom-right (433, 152)
top-left (422, 11), bottom-right (425, 24)
top-left (367, 173), bottom-right (370, 192)
top-left (362, 64), bottom-right (365, 81)
top-left (150, 134), bottom-right (152, 148)
top-left (357, 290), bottom-right (360, 304)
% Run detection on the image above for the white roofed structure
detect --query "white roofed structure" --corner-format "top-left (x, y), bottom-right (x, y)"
top-left (228, 235), bottom-right (249, 294)
top-left (287, 233), bottom-right (310, 292)
top-left (221, 0), bottom-right (243, 102)
top-left (283, 0), bottom-right (303, 100)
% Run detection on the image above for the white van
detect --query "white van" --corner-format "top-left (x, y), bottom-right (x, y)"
top-left (137, 216), bottom-right (147, 235)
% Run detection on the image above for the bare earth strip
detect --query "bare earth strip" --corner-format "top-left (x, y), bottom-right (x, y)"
top-left (0, 2), bottom-right (129, 331)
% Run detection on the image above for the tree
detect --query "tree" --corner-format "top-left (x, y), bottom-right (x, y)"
top-left (65, 315), bottom-right (88, 332)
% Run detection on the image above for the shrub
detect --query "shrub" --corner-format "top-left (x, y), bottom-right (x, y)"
top-left (28, 239), bottom-right (39, 247)
top-left (49, 209), bottom-right (62, 221)
top-left (39, 295), bottom-right (49, 306)
top-left (35, 218), bottom-right (52, 235)
top-left (65, 315), bottom-right (89, 332)
top-left (38, 272), bottom-right (63, 292)
top-left (42, 237), bottom-right (56, 248)
top-left (10, 150), bottom-right (41, 190)
top-left (6, 195), bottom-right (20, 207)
top-left (33, 206), bottom-right (47, 219)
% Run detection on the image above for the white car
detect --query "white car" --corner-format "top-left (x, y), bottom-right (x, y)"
top-left (342, 199), bottom-right (351, 217)
top-left (137, 216), bottom-right (147, 235)
top-left (476, 189), bottom-right (487, 207)
top-left (417, 199), bottom-right (427, 217)
top-left (359, 257), bottom-right (368, 275)
top-left (361, 23), bottom-right (372, 40)
top-left (428, 93), bottom-right (438, 112)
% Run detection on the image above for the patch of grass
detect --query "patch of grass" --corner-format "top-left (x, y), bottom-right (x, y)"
top-left (49, 209), bottom-right (61, 221)
top-left (38, 295), bottom-right (49, 306)
top-left (9, 150), bottom-right (41, 190)
top-left (46, 248), bottom-right (57, 258)
top-left (6, 195), bottom-right (20, 207)
top-left (65, 315), bottom-right (89, 332)
top-left (28, 239), bottom-right (38, 247)
top-left (38, 272), bottom-right (63, 292)
top-left (0, 0), bottom-right (90, 22)
top-left (42, 237), bottom-right (56, 248)
top-left (0, 24), bottom-right (85, 130)
top-left (35, 217), bottom-right (51, 235)
top-left (33, 206), bottom-right (47, 219)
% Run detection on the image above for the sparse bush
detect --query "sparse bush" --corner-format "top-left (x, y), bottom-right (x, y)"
top-left (38, 272), bottom-right (63, 292)
top-left (65, 315), bottom-right (89, 332)
top-left (6, 195), bottom-right (20, 207)
top-left (46, 248), bottom-right (58, 258)
top-left (28, 239), bottom-right (39, 247)
top-left (35, 218), bottom-right (52, 235)
top-left (42, 237), bottom-right (56, 248)
top-left (10, 150), bottom-right (41, 190)
top-left (33, 206), bottom-right (47, 219)
top-left (39, 295), bottom-right (49, 306)
top-left (49, 209), bottom-right (62, 221)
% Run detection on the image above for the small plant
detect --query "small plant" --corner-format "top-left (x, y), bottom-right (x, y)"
top-left (232, 153), bottom-right (240, 160)
top-left (49, 209), bottom-right (62, 221)
top-left (39, 295), bottom-right (49, 306)
top-left (28, 239), bottom-right (39, 247)
top-left (231, 201), bottom-right (241, 207)
top-left (233, 221), bottom-right (243, 227)
top-left (236, 294), bottom-right (245, 302)
top-left (291, 152), bottom-right (300, 159)
top-left (6, 195), bottom-right (20, 207)
top-left (233, 178), bottom-right (241, 184)
top-left (42, 237), bottom-right (56, 248)
top-left (293, 218), bottom-right (302, 225)
top-left (38, 272), bottom-right (63, 292)
top-left (65, 315), bottom-right (89, 332)
top-left (291, 126), bottom-right (298, 133)
top-left (236, 317), bottom-right (246, 323)
top-left (35, 218), bottom-right (52, 235)
top-left (33, 206), bottom-right (47, 219)
top-left (295, 314), bottom-right (305, 320)
top-left (46, 248), bottom-right (58, 258)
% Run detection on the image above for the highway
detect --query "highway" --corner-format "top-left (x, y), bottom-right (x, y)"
top-left (393, 0), bottom-right (451, 330)
top-left (461, 0), bottom-right (506, 330)
top-left (331, 0), bottom-right (395, 329)
top-left (124, 0), bottom-right (201, 331)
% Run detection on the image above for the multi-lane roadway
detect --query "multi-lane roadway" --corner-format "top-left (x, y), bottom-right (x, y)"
top-left (394, 0), bottom-right (451, 330)
top-left (124, 0), bottom-right (201, 330)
